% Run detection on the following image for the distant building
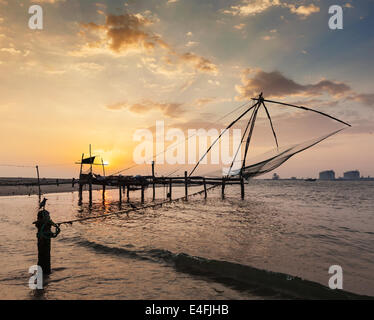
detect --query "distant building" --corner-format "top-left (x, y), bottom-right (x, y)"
top-left (319, 170), bottom-right (335, 180)
top-left (343, 170), bottom-right (360, 180)
top-left (272, 173), bottom-right (279, 180)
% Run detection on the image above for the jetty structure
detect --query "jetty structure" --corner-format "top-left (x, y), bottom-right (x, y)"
top-left (74, 93), bottom-right (351, 207)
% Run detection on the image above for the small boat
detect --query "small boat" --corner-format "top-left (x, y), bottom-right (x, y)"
top-left (304, 178), bottom-right (316, 182)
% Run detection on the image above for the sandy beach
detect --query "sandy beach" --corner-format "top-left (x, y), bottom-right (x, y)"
top-left (0, 178), bottom-right (103, 197)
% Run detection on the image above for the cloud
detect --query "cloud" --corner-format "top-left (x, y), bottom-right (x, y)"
top-left (81, 13), bottom-right (165, 53)
top-left (194, 97), bottom-right (232, 108)
top-left (95, 3), bottom-right (107, 8)
top-left (194, 98), bottom-right (217, 108)
top-left (176, 52), bottom-right (218, 74)
top-left (233, 23), bottom-right (246, 30)
top-left (208, 79), bottom-right (220, 86)
top-left (0, 47), bottom-right (21, 55)
top-left (223, 0), bottom-right (320, 19)
top-left (223, 0), bottom-right (282, 16)
top-left (186, 41), bottom-right (199, 47)
top-left (180, 77), bottom-right (196, 92)
top-left (30, 0), bottom-right (65, 3)
top-left (79, 13), bottom-right (218, 74)
top-left (71, 62), bottom-right (104, 73)
top-left (346, 93), bottom-right (374, 107)
top-left (286, 3), bottom-right (320, 18)
top-left (106, 100), bottom-right (184, 118)
top-left (235, 68), bottom-right (351, 100)
top-left (262, 35), bottom-right (275, 41)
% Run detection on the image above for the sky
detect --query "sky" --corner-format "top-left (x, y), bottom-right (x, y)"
top-left (0, 0), bottom-right (373, 178)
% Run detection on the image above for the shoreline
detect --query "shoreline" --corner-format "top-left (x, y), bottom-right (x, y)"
top-left (0, 178), bottom-right (104, 197)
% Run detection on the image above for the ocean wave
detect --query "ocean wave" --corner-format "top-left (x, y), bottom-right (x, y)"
top-left (70, 237), bottom-right (372, 300)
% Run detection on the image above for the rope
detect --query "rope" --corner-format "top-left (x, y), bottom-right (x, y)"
top-left (107, 101), bottom-right (251, 177)
top-left (56, 184), bottom-right (218, 226)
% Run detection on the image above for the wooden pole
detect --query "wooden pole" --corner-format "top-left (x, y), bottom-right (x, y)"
top-left (240, 175), bottom-right (245, 200)
top-left (101, 158), bottom-right (106, 177)
top-left (141, 184), bottom-right (145, 204)
top-left (184, 171), bottom-right (188, 200)
top-left (36, 213), bottom-right (51, 275)
top-left (78, 153), bottom-right (84, 204)
top-left (79, 153), bottom-right (84, 177)
top-left (36, 165), bottom-right (41, 201)
top-left (221, 177), bottom-right (225, 199)
top-left (79, 184), bottom-right (83, 203)
top-left (169, 178), bottom-right (172, 201)
top-left (88, 145), bottom-right (92, 205)
top-left (126, 185), bottom-right (130, 202)
top-left (102, 184), bottom-right (106, 201)
top-left (119, 185), bottom-right (122, 203)
top-left (88, 182), bottom-right (92, 205)
top-left (203, 177), bottom-right (207, 199)
top-left (152, 161), bottom-right (156, 201)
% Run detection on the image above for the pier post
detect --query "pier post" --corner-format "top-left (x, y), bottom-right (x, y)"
top-left (221, 177), bottom-right (225, 199)
top-left (152, 161), bottom-right (155, 201)
top-left (78, 183), bottom-right (83, 203)
top-left (36, 165), bottom-right (41, 201)
top-left (169, 178), bottom-right (172, 201)
top-left (141, 184), bottom-right (145, 204)
top-left (119, 185), bottom-right (122, 203)
top-left (184, 171), bottom-right (188, 200)
top-left (88, 175), bottom-right (92, 206)
top-left (126, 185), bottom-right (130, 202)
top-left (240, 176), bottom-right (245, 200)
top-left (88, 144), bottom-right (93, 206)
top-left (33, 209), bottom-right (60, 276)
top-left (203, 178), bottom-right (207, 199)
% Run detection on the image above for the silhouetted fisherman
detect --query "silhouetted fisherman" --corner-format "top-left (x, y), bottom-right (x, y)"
top-left (33, 208), bottom-right (60, 275)
top-left (39, 197), bottom-right (47, 209)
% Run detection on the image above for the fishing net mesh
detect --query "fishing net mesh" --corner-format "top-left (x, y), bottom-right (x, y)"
top-left (227, 129), bottom-right (343, 179)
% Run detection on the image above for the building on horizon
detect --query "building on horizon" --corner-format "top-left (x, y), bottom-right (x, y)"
top-left (343, 170), bottom-right (360, 180)
top-left (272, 173), bottom-right (279, 180)
top-left (319, 170), bottom-right (335, 180)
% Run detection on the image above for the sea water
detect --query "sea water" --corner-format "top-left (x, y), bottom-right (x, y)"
top-left (0, 180), bottom-right (373, 299)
